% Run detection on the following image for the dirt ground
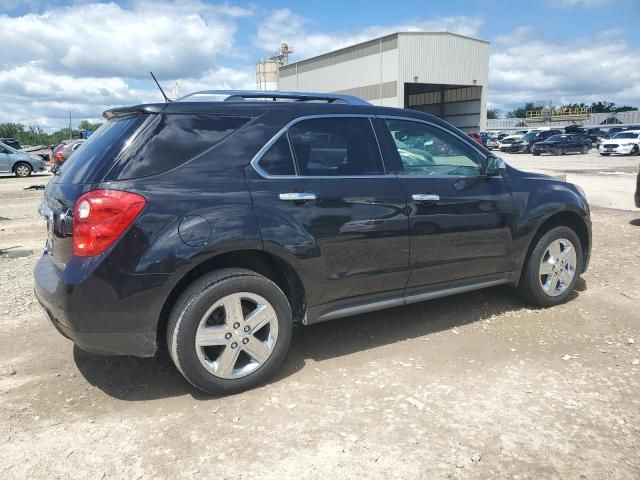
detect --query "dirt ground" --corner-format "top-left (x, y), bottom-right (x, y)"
top-left (1, 156), bottom-right (639, 479)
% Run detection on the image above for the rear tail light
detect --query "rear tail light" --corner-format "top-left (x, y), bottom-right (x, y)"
top-left (73, 190), bottom-right (146, 257)
top-left (53, 150), bottom-right (65, 165)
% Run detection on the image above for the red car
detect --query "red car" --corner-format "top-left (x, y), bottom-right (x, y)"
top-left (466, 132), bottom-right (483, 145)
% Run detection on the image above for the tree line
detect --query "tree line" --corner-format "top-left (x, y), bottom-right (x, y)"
top-left (487, 101), bottom-right (637, 120)
top-left (0, 120), bottom-right (103, 146)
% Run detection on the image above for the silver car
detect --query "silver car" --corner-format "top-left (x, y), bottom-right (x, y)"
top-left (0, 141), bottom-right (46, 177)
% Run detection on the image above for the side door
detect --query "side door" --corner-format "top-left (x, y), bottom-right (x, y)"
top-left (246, 115), bottom-right (410, 308)
top-left (0, 145), bottom-right (12, 173)
top-left (375, 117), bottom-right (516, 289)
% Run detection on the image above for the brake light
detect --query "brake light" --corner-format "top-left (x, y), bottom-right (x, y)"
top-left (53, 150), bottom-right (65, 165)
top-left (73, 190), bottom-right (146, 257)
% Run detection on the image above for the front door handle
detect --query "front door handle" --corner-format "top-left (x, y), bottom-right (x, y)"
top-left (278, 192), bottom-right (317, 201)
top-left (412, 193), bottom-right (440, 202)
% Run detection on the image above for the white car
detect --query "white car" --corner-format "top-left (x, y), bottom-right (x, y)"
top-left (599, 130), bottom-right (640, 156)
top-left (498, 134), bottom-right (523, 152)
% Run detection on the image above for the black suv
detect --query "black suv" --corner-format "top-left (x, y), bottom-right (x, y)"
top-left (34, 91), bottom-right (592, 394)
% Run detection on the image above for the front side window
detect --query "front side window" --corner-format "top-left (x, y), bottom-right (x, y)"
top-left (288, 117), bottom-right (384, 176)
top-left (384, 119), bottom-right (483, 176)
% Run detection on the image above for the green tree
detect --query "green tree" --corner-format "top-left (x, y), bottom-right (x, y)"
top-left (507, 102), bottom-right (540, 119)
top-left (487, 108), bottom-right (501, 120)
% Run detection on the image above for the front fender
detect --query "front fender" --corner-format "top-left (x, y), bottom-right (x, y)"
top-left (507, 174), bottom-right (591, 279)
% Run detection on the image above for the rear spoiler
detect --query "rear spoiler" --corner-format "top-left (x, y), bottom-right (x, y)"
top-left (103, 104), bottom-right (166, 120)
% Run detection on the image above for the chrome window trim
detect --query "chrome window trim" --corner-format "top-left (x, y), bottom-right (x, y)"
top-left (250, 114), bottom-right (387, 179)
top-left (250, 113), bottom-right (491, 180)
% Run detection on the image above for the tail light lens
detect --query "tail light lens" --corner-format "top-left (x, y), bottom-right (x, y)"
top-left (53, 150), bottom-right (65, 164)
top-left (73, 190), bottom-right (146, 257)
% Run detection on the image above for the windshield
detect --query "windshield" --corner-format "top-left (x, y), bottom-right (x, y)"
top-left (547, 135), bottom-right (564, 142)
top-left (521, 132), bottom-right (538, 141)
top-left (612, 132), bottom-right (638, 139)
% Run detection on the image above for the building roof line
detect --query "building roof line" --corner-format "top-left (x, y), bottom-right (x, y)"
top-left (279, 31), bottom-right (490, 71)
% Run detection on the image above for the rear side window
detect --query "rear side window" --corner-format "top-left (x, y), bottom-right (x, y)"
top-left (57, 115), bottom-right (145, 184)
top-left (116, 114), bottom-right (249, 179)
top-left (288, 117), bottom-right (384, 176)
top-left (258, 135), bottom-right (296, 176)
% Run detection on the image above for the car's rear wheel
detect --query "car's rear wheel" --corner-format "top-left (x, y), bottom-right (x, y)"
top-left (14, 162), bottom-right (32, 177)
top-left (517, 226), bottom-right (583, 307)
top-left (167, 268), bottom-right (293, 395)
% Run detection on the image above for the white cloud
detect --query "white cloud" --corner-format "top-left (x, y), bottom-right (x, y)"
top-left (254, 8), bottom-right (484, 59)
top-left (489, 31), bottom-right (640, 111)
top-left (0, 1), bottom-right (250, 79)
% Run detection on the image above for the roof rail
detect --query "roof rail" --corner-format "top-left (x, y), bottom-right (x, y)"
top-left (176, 90), bottom-right (371, 106)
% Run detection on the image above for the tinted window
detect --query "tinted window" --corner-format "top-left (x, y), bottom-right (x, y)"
top-left (117, 114), bottom-right (249, 179)
top-left (288, 117), bottom-right (384, 176)
top-left (58, 115), bottom-right (146, 184)
top-left (384, 119), bottom-right (482, 176)
top-left (258, 135), bottom-right (296, 176)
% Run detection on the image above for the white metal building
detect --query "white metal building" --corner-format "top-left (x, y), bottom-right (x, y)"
top-left (278, 32), bottom-right (490, 131)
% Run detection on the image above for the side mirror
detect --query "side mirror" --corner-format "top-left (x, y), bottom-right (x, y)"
top-left (485, 156), bottom-right (507, 176)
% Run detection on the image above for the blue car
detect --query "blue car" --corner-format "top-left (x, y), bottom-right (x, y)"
top-left (0, 141), bottom-right (46, 177)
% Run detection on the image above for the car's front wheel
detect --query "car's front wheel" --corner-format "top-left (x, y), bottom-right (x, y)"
top-left (517, 226), bottom-right (583, 307)
top-left (630, 145), bottom-right (639, 156)
top-left (14, 162), bottom-right (32, 177)
top-left (167, 268), bottom-right (293, 395)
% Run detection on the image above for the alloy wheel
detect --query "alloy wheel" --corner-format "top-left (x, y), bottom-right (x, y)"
top-left (15, 165), bottom-right (31, 177)
top-left (539, 238), bottom-right (577, 297)
top-left (194, 292), bottom-right (279, 379)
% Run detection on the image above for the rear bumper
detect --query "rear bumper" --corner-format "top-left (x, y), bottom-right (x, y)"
top-left (34, 251), bottom-right (165, 357)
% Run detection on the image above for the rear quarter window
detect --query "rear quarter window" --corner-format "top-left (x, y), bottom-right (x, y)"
top-left (115, 114), bottom-right (250, 180)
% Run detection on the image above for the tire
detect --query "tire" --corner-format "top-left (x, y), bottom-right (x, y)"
top-left (532, 152), bottom-right (540, 156)
top-left (517, 226), bottom-right (583, 307)
top-left (601, 153), bottom-right (610, 156)
top-left (14, 162), bottom-right (32, 178)
top-left (631, 145), bottom-right (639, 156)
top-left (167, 268), bottom-right (293, 395)
top-left (581, 145), bottom-right (589, 154)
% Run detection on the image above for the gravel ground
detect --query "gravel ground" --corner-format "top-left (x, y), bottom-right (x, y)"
top-left (1, 159), bottom-right (639, 479)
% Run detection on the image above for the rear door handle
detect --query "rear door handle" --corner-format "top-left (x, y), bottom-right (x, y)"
top-left (278, 192), bottom-right (317, 201)
top-left (412, 194), bottom-right (440, 202)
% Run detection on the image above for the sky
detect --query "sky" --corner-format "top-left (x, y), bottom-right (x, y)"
top-left (1, 0), bottom-right (639, 130)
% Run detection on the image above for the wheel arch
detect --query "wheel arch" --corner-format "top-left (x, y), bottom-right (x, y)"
top-left (156, 249), bottom-right (307, 348)
top-left (517, 210), bottom-right (590, 285)
top-left (12, 160), bottom-right (32, 173)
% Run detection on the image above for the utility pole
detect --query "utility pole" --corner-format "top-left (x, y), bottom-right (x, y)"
top-left (68, 111), bottom-right (72, 140)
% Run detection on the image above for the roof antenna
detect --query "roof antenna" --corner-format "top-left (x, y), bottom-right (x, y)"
top-left (150, 71), bottom-right (172, 103)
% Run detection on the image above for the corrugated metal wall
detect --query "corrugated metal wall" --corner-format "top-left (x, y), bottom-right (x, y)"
top-left (278, 32), bottom-right (489, 127)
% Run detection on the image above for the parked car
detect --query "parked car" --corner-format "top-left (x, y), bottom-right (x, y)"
top-left (34, 90), bottom-right (592, 395)
top-left (564, 125), bottom-right (586, 135)
top-left (0, 141), bottom-right (46, 177)
top-left (532, 134), bottom-right (591, 156)
top-left (584, 128), bottom-right (605, 146)
top-left (0, 137), bottom-right (22, 150)
top-left (507, 129), bottom-right (563, 153)
top-left (498, 134), bottom-right (523, 152)
top-left (486, 136), bottom-right (499, 150)
top-left (50, 139), bottom-right (86, 167)
top-left (467, 132), bottom-right (483, 145)
top-left (599, 131), bottom-right (640, 156)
